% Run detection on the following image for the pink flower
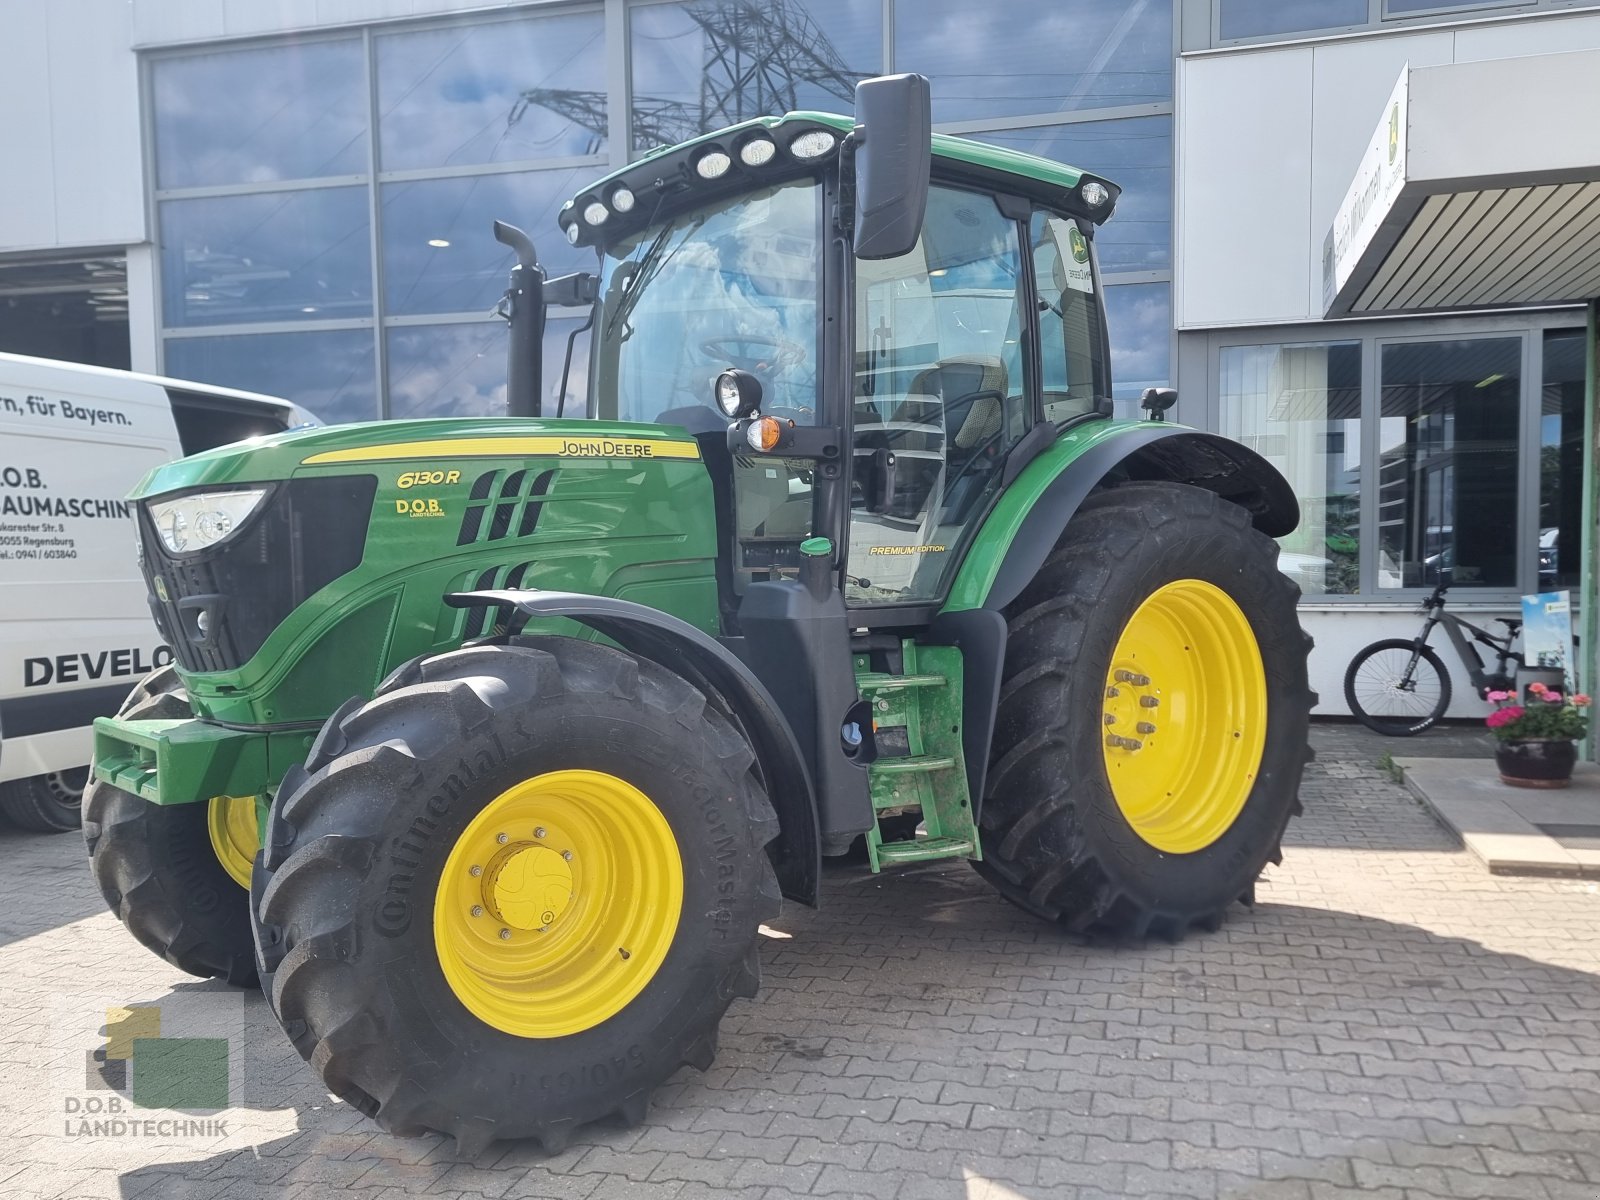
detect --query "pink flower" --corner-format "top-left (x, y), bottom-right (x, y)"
top-left (1529, 681), bottom-right (1548, 695)
top-left (1486, 706), bottom-right (1525, 729)
top-left (1486, 690), bottom-right (1511, 702)
top-left (1545, 693), bottom-right (1564, 704)
top-left (1575, 694), bottom-right (1592, 707)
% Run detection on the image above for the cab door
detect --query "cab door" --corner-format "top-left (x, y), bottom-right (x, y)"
top-left (846, 185), bottom-right (1033, 610)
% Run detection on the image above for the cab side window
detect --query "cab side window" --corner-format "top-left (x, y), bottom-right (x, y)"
top-left (847, 187), bottom-right (1030, 605)
top-left (1032, 212), bottom-right (1107, 426)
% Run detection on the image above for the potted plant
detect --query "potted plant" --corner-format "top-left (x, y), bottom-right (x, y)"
top-left (1484, 682), bottom-right (1591, 788)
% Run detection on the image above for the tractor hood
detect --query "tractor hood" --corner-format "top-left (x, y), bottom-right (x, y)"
top-left (129, 417), bottom-right (703, 499)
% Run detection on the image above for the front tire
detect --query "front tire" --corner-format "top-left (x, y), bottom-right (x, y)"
top-left (1343, 638), bottom-right (1451, 736)
top-left (82, 666), bottom-right (259, 986)
top-left (974, 483), bottom-right (1313, 938)
top-left (253, 637), bottom-right (780, 1155)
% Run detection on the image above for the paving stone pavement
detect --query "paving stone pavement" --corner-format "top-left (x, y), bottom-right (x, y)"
top-left (2, 721), bottom-right (1597, 1200)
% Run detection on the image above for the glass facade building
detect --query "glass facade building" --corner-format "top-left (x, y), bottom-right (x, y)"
top-left (144, 0), bottom-right (1176, 422)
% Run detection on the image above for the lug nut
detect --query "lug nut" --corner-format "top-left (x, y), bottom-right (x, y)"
top-left (534, 827), bottom-right (546, 839)
top-left (1137, 722), bottom-right (1157, 735)
top-left (1140, 696), bottom-right (1160, 708)
top-left (1105, 686), bottom-right (1120, 699)
top-left (469, 865), bottom-right (482, 877)
top-left (1103, 713), bottom-right (1117, 725)
top-left (496, 833), bottom-right (509, 845)
top-left (562, 849), bottom-right (573, 861)
top-left (499, 928), bottom-right (511, 940)
top-left (470, 905), bottom-right (483, 917)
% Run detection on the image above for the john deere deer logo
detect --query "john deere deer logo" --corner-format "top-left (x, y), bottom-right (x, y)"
top-left (1068, 226), bottom-right (1090, 265)
top-left (1388, 102), bottom-right (1400, 166)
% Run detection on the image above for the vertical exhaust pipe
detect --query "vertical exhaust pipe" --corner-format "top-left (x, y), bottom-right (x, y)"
top-left (494, 220), bottom-right (545, 419)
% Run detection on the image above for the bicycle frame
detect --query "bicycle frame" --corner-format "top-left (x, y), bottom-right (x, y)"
top-left (1410, 583), bottom-right (1522, 694)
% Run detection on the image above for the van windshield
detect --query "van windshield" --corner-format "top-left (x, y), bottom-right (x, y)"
top-left (590, 179), bottom-right (822, 433)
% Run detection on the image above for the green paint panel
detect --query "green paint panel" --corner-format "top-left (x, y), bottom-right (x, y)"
top-left (93, 715), bottom-right (315, 806)
top-left (940, 419), bottom-right (1176, 613)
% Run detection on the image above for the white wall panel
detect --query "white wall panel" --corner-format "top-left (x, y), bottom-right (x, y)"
top-left (0, 3), bottom-right (60, 252)
top-left (1176, 47), bottom-right (1313, 327)
top-left (1451, 10), bottom-right (1600, 61)
top-left (46, 0), bottom-right (145, 250)
top-left (131, 0), bottom-right (225, 47)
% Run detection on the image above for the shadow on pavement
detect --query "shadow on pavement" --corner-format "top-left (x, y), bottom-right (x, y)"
top-left (0, 821), bottom-right (110, 950)
top-left (109, 890), bottom-right (1600, 1200)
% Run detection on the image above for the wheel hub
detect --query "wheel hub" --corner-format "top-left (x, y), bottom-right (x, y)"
top-left (1100, 579), bottom-right (1268, 855)
top-left (486, 843), bottom-right (574, 930)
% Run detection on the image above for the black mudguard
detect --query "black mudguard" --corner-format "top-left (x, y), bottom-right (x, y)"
top-left (446, 589), bottom-right (821, 906)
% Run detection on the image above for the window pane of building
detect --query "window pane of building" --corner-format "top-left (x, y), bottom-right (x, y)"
top-left (160, 188), bottom-right (373, 328)
top-left (1105, 282), bottom-right (1170, 416)
top-left (381, 170), bottom-right (591, 316)
top-left (1219, 0), bottom-right (1368, 41)
top-left (628, 0), bottom-right (880, 152)
top-left (1220, 343), bottom-right (1362, 596)
top-left (1377, 338), bottom-right (1521, 589)
top-left (376, 13), bottom-right (607, 170)
top-left (1385, 0), bottom-right (1510, 14)
top-left (165, 330), bottom-right (377, 425)
top-left (1540, 329), bottom-right (1586, 591)
top-left (387, 318), bottom-right (589, 419)
top-left (152, 39), bottom-right (367, 189)
top-left (898, 0), bottom-right (1171, 125)
top-left (975, 118), bottom-right (1171, 274)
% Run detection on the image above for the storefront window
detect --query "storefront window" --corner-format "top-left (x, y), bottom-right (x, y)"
top-left (1106, 283), bottom-right (1171, 416)
top-left (1377, 338), bottom-right (1521, 590)
top-left (1540, 330), bottom-right (1586, 591)
top-left (1219, 0), bottom-right (1368, 40)
top-left (1220, 342), bottom-right (1362, 596)
top-left (897, 0), bottom-right (1172, 125)
top-left (164, 330), bottom-right (378, 426)
top-left (628, 0), bottom-right (880, 153)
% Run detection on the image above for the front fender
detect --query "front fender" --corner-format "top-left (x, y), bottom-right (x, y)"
top-left (945, 420), bottom-right (1298, 615)
top-left (446, 589), bottom-right (821, 906)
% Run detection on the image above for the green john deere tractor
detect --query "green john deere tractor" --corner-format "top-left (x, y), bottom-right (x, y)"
top-left (86, 75), bottom-right (1312, 1153)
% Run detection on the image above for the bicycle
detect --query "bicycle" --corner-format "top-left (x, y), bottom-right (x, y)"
top-left (1343, 580), bottom-right (1523, 736)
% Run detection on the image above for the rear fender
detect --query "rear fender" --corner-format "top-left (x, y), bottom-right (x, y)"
top-left (939, 421), bottom-right (1298, 812)
top-left (446, 589), bottom-right (821, 906)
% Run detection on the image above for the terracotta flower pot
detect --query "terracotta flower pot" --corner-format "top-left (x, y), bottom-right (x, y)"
top-left (1494, 738), bottom-right (1578, 789)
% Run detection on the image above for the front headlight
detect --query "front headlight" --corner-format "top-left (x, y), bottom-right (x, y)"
top-left (148, 488), bottom-right (269, 555)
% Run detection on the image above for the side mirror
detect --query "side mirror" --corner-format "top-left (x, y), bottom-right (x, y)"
top-left (851, 73), bottom-right (932, 261)
top-left (1140, 387), bottom-right (1178, 422)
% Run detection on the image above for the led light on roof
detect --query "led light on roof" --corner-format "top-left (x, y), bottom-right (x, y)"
top-left (582, 200), bottom-right (609, 226)
top-left (695, 150), bottom-right (732, 179)
top-left (1080, 181), bottom-right (1110, 209)
top-left (740, 137), bottom-right (777, 166)
top-left (790, 129), bottom-right (837, 159)
top-left (610, 185), bottom-right (636, 213)
top-left (565, 223), bottom-right (582, 245)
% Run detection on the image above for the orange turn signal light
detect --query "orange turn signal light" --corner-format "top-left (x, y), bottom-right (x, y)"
top-left (745, 416), bottom-right (789, 453)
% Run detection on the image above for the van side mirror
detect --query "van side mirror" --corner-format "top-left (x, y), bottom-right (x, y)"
top-left (851, 73), bottom-right (932, 261)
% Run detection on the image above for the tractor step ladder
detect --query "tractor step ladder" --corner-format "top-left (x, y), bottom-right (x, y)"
top-left (855, 643), bottom-right (980, 871)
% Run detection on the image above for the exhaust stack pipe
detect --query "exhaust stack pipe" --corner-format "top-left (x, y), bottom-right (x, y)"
top-left (494, 220), bottom-right (546, 419)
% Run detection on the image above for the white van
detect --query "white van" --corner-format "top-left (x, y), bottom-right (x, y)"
top-left (0, 352), bottom-right (316, 831)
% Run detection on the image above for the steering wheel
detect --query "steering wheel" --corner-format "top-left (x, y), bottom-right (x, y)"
top-left (700, 334), bottom-right (807, 374)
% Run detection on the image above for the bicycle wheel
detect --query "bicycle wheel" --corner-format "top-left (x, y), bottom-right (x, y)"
top-left (1343, 638), bottom-right (1452, 736)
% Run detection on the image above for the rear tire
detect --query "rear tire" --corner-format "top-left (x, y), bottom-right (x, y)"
top-left (0, 767), bottom-right (89, 832)
top-left (82, 667), bottom-right (258, 986)
top-left (252, 637), bottom-right (780, 1155)
top-left (1343, 638), bottom-right (1451, 736)
top-left (973, 483), bottom-right (1313, 939)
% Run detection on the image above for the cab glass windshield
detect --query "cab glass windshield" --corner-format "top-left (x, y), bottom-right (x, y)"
top-left (591, 179), bottom-right (822, 432)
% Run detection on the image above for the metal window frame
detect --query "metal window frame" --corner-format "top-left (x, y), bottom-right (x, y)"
top-left (1211, 0), bottom-right (1600, 49)
top-left (1199, 306), bottom-right (1588, 603)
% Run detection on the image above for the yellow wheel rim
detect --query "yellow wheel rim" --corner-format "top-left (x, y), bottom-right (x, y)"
top-left (433, 770), bottom-right (683, 1039)
top-left (207, 795), bottom-right (260, 889)
top-left (1101, 579), bottom-right (1268, 854)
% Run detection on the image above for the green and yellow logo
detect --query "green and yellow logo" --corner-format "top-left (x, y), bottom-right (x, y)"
top-left (1068, 226), bottom-right (1090, 265)
top-left (87, 1004), bottom-right (229, 1110)
top-left (1388, 102), bottom-right (1400, 166)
